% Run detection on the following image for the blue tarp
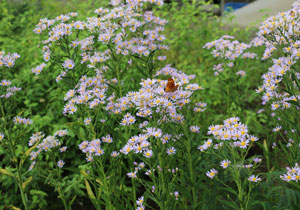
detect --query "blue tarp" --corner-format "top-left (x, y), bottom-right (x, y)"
top-left (224, 2), bottom-right (248, 12)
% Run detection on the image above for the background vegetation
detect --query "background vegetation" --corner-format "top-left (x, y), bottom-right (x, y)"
top-left (1, 0), bottom-right (299, 209)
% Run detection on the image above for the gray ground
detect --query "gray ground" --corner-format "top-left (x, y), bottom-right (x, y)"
top-left (227, 0), bottom-right (297, 27)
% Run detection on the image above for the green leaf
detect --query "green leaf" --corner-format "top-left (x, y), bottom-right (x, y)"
top-left (22, 176), bottom-right (32, 190)
top-left (0, 168), bottom-right (14, 177)
top-left (20, 139), bottom-right (41, 168)
top-left (85, 179), bottom-right (96, 200)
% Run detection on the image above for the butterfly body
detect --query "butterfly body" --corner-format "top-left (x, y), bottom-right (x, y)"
top-left (164, 77), bottom-right (178, 92)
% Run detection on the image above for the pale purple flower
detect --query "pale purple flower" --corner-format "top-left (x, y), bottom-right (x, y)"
top-left (0, 133), bottom-right (4, 141)
top-left (84, 117), bottom-right (92, 125)
top-left (190, 125), bottom-right (200, 133)
top-left (127, 171), bottom-right (137, 178)
top-left (57, 160), bottom-right (65, 168)
top-left (220, 160), bottom-right (231, 168)
top-left (248, 175), bottom-right (261, 182)
top-left (111, 151), bottom-right (119, 157)
top-left (206, 168), bottom-right (218, 179)
top-left (62, 59), bottom-right (75, 69)
top-left (167, 147), bottom-right (176, 155)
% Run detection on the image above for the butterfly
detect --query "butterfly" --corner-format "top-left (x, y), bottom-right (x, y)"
top-left (164, 77), bottom-right (178, 92)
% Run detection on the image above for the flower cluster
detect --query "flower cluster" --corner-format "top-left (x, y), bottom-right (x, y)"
top-left (204, 35), bottom-right (256, 76)
top-left (281, 163), bottom-right (300, 182)
top-left (120, 113), bottom-right (136, 126)
top-left (253, 2), bottom-right (300, 106)
top-left (204, 35), bottom-right (253, 60)
top-left (127, 162), bottom-right (146, 178)
top-left (33, 0), bottom-right (166, 82)
top-left (199, 117), bottom-right (259, 151)
top-left (256, 56), bottom-right (297, 105)
top-left (111, 66), bottom-right (202, 121)
top-left (135, 196), bottom-right (145, 210)
top-left (63, 70), bottom-right (108, 115)
top-left (120, 127), bottom-right (175, 158)
top-left (28, 130), bottom-right (68, 170)
top-left (63, 65), bottom-right (203, 124)
top-left (28, 132), bottom-right (45, 146)
top-left (54, 129), bottom-right (68, 137)
top-left (32, 63), bottom-right (47, 75)
top-left (0, 51), bottom-right (21, 98)
top-left (0, 51), bottom-right (20, 68)
top-left (79, 135), bottom-right (113, 162)
top-left (13, 116), bottom-right (33, 125)
top-left (193, 102), bottom-right (207, 112)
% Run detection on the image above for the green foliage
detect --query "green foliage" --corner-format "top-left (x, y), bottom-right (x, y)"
top-left (1, 0), bottom-right (300, 209)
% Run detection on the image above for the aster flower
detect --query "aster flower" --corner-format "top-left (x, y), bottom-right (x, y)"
top-left (174, 191), bottom-right (179, 200)
top-left (138, 162), bottom-right (145, 169)
top-left (220, 160), bottom-right (231, 168)
top-left (253, 157), bottom-right (262, 163)
top-left (57, 160), bottom-right (65, 168)
top-left (127, 171), bottom-right (137, 178)
top-left (0, 52), bottom-right (20, 68)
top-left (0, 80), bottom-right (11, 86)
top-left (84, 117), bottom-right (92, 125)
top-left (142, 149), bottom-right (152, 158)
top-left (206, 168), bottom-right (218, 179)
top-left (136, 206), bottom-right (145, 210)
top-left (152, 185), bottom-right (155, 192)
top-left (236, 70), bottom-right (246, 77)
top-left (273, 126), bottom-right (281, 132)
top-left (166, 147), bottom-right (176, 155)
top-left (190, 125), bottom-right (200, 133)
top-left (60, 146), bottom-right (67, 152)
top-left (120, 144), bottom-right (133, 155)
top-left (0, 133), bottom-right (4, 141)
top-left (204, 35), bottom-right (254, 75)
top-left (136, 196), bottom-right (144, 206)
top-left (111, 151), bottom-right (119, 157)
top-left (248, 175), bottom-right (262, 182)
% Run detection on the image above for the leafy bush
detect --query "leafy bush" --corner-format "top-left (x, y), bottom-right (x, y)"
top-left (2, 0), bottom-right (300, 209)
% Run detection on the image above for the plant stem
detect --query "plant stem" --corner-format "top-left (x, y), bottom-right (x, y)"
top-left (128, 156), bottom-right (137, 209)
top-left (17, 164), bottom-right (29, 210)
top-left (56, 167), bottom-right (71, 210)
top-left (7, 131), bottom-right (29, 210)
top-left (99, 160), bottom-right (113, 210)
top-left (182, 121), bottom-right (197, 208)
top-left (116, 61), bottom-right (123, 97)
top-left (187, 143), bottom-right (197, 208)
top-left (158, 153), bottom-right (166, 209)
top-left (57, 184), bottom-right (70, 210)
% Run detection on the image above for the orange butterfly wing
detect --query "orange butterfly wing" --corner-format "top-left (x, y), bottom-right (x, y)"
top-left (164, 77), bottom-right (178, 92)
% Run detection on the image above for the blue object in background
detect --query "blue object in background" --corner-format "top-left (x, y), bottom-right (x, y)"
top-left (224, 2), bottom-right (248, 12)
